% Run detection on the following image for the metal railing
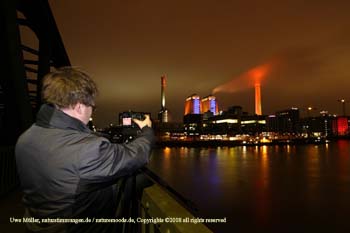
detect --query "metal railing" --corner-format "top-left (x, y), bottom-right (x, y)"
top-left (140, 185), bottom-right (213, 233)
top-left (139, 168), bottom-right (213, 233)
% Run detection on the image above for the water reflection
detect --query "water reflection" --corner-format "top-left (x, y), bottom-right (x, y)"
top-left (148, 141), bottom-right (350, 233)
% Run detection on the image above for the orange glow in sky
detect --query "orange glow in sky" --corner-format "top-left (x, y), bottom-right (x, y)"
top-left (212, 58), bottom-right (278, 95)
top-left (248, 63), bottom-right (271, 85)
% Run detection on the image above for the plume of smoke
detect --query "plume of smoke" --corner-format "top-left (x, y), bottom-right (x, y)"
top-left (212, 58), bottom-right (279, 94)
top-left (211, 43), bottom-right (335, 96)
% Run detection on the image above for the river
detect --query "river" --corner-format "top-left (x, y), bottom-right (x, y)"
top-left (147, 140), bottom-right (350, 233)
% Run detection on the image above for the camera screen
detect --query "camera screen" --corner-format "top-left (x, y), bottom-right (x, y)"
top-left (122, 117), bottom-right (132, 126)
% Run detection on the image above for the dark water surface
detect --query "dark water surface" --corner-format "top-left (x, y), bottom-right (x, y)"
top-left (147, 140), bottom-right (350, 233)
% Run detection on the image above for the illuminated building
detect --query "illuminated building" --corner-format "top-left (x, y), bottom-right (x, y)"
top-left (267, 108), bottom-right (300, 134)
top-left (184, 94), bottom-right (219, 116)
top-left (183, 114), bottom-right (202, 136)
top-left (202, 105), bottom-right (266, 135)
top-left (255, 83), bottom-right (262, 115)
top-left (183, 94), bottom-right (203, 137)
top-left (201, 95), bottom-right (218, 116)
top-left (332, 116), bottom-right (349, 136)
top-left (184, 94), bottom-right (201, 115)
top-left (158, 75), bottom-right (170, 122)
top-left (203, 114), bottom-right (240, 135)
top-left (241, 115), bottom-right (266, 135)
top-left (202, 105), bottom-right (243, 135)
top-left (298, 112), bottom-right (335, 137)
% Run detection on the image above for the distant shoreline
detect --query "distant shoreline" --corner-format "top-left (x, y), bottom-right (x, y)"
top-left (156, 137), bottom-right (350, 148)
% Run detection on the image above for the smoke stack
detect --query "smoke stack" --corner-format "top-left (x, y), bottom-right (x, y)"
top-left (161, 75), bottom-right (166, 109)
top-left (158, 75), bottom-right (169, 122)
top-left (255, 83), bottom-right (262, 115)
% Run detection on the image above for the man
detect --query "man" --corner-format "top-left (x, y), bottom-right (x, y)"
top-left (15, 67), bottom-right (155, 233)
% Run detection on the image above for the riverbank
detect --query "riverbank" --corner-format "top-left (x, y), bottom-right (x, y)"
top-left (155, 137), bottom-right (336, 147)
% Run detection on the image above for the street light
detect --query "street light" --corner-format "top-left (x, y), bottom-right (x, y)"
top-left (307, 106), bottom-right (316, 118)
top-left (337, 99), bottom-right (347, 116)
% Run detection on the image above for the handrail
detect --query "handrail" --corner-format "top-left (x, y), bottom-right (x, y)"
top-left (140, 166), bottom-right (198, 214)
top-left (140, 184), bottom-right (213, 233)
top-left (138, 166), bottom-right (213, 233)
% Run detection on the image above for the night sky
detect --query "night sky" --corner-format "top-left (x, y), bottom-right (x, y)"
top-left (48, 0), bottom-right (350, 127)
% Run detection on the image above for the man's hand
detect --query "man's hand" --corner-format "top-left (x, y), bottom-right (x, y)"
top-left (133, 115), bottom-right (152, 129)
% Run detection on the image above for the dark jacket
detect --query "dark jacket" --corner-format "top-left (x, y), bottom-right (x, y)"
top-left (15, 104), bottom-right (155, 233)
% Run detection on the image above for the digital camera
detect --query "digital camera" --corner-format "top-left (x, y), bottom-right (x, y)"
top-left (116, 111), bottom-right (149, 143)
top-left (120, 111), bottom-right (146, 128)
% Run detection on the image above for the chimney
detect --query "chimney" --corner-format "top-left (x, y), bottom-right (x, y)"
top-left (255, 83), bottom-right (262, 115)
top-left (158, 75), bottom-right (169, 122)
top-left (161, 75), bottom-right (166, 109)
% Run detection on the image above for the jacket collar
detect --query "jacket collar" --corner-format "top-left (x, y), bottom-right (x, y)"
top-left (36, 104), bottom-right (91, 133)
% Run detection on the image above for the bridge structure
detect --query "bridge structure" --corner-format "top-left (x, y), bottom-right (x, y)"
top-left (0, 1), bottom-right (213, 232)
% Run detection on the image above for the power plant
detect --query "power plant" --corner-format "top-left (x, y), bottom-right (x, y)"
top-left (184, 83), bottom-right (261, 117)
top-left (184, 94), bottom-right (201, 115)
top-left (201, 95), bottom-right (219, 115)
top-left (184, 94), bottom-right (218, 116)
